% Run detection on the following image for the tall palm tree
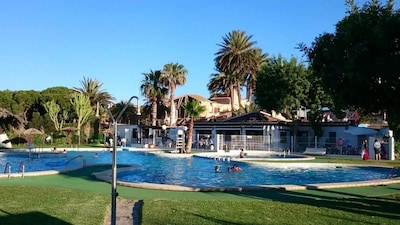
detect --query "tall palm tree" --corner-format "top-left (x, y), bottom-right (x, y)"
top-left (160, 63), bottom-right (187, 126)
top-left (215, 30), bottom-right (260, 110)
top-left (245, 48), bottom-right (268, 102)
top-left (183, 100), bottom-right (206, 153)
top-left (140, 70), bottom-right (168, 126)
top-left (73, 76), bottom-right (115, 110)
top-left (73, 76), bottom-right (115, 139)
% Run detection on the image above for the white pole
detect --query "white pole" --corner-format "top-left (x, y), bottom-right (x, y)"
top-left (314, 136), bottom-right (317, 148)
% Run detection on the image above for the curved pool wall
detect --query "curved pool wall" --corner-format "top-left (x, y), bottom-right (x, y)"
top-left (195, 150), bottom-right (315, 161)
top-left (1, 149), bottom-right (400, 191)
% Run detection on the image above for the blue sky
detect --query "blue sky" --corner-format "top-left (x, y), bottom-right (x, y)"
top-left (0, 0), bottom-right (382, 103)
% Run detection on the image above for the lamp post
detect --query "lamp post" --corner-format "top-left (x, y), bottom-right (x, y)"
top-left (103, 96), bottom-right (140, 225)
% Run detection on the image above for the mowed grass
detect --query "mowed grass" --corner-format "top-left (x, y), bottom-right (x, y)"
top-left (141, 195), bottom-right (400, 225)
top-left (1, 185), bottom-right (400, 225)
top-left (0, 186), bottom-right (109, 225)
top-left (1, 157), bottom-right (400, 224)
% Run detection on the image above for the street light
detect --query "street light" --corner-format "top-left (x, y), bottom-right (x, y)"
top-left (102, 96), bottom-right (140, 225)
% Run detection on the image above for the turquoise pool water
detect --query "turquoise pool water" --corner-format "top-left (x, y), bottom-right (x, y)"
top-left (0, 150), bottom-right (392, 187)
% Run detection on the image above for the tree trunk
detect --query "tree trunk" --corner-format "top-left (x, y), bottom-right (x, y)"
top-left (247, 81), bottom-right (253, 102)
top-left (185, 118), bottom-right (194, 153)
top-left (151, 97), bottom-right (157, 126)
top-left (247, 74), bottom-right (256, 102)
top-left (236, 82), bottom-right (242, 108)
top-left (229, 84), bottom-right (235, 113)
top-left (170, 86), bottom-right (176, 126)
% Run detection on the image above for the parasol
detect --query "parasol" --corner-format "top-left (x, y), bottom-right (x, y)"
top-left (102, 128), bottom-right (114, 135)
top-left (23, 128), bottom-right (44, 136)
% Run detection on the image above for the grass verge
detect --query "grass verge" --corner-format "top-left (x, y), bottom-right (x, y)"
top-left (0, 186), bottom-right (109, 225)
top-left (1, 157), bottom-right (400, 224)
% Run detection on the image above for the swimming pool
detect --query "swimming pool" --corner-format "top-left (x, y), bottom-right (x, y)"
top-left (0, 152), bottom-right (81, 173)
top-left (0, 150), bottom-right (395, 189)
top-left (115, 153), bottom-right (392, 187)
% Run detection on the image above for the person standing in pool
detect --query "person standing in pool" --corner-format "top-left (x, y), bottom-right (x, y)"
top-left (232, 164), bottom-right (242, 171)
top-left (228, 164), bottom-right (242, 172)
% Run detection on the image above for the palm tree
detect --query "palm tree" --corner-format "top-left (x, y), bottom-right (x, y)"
top-left (73, 76), bottom-right (115, 110)
top-left (245, 48), bottom-right (268, 102)
top-left (160, 63), bottom-right (188, 126)
top-left (235, 102), bottom-right (261, 115)
top-left (111, 101), bottom-right (139, 124)
top-left (140, 70), bottom-right (168, 126)
top-left (183, 100), bottom-right (206, 153)
top-left (215, 30), bottom-right (260, 110)
top-left (207, 72), bottom-right (236, 111)
top-left (73, 76), bottom-right (115, 139)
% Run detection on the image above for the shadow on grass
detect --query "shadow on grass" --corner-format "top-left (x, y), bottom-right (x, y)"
top-left (7, 164), bottom-right (400, 222)
top-left (61, 165), bottom-right (114, 178)
top-left (230, 187), bottom-right (400, 220)
top-left (133, 200), bottom-right (143, 225)
top-left (171, 208), bottom-right (244, 225)
top-left (0, 210), bottom-right (72, 225)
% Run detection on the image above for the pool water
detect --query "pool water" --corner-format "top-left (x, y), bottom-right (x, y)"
top-left (116, 153), bottom-right (391, 187)
top-left (1, 151), bottom-right (392, 187)
top-left (0, 152), bottom-right (79, 172)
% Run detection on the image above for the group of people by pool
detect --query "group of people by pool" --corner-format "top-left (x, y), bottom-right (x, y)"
top-left (214, 149), bottom-right (245, 173)
top-left (361, 139), bottom-right (386, 160)
top-left (51, 147), bottom-right (67, 154)
top-left (215, 164), bottom-right (242, 173)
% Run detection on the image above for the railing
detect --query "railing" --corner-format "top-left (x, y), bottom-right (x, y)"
top-left (386, 167), bottom-right (400, 179)
top-left (65, 155), bottom-right (86, 169)
top-left (4, 162), bottom-right (11, 178)
top-left (18, 161), bottom-right (25, 178)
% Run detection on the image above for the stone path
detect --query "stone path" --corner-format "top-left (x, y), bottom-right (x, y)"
top-left (104, 199), bottom-right (142, 225)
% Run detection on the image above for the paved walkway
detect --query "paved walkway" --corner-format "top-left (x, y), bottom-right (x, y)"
top-left (104, 199), bottom-right (142, 225)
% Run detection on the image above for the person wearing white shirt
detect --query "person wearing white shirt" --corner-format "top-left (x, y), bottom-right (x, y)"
top-left (373, 139), bottom-right (381, 160)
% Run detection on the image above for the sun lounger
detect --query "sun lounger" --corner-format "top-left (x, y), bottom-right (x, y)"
top-left (304, 147), bottom-right (326, 155)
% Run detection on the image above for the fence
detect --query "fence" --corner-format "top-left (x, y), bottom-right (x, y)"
top-left (214, 134), bottom-right (362, 155)
top-left (132, 133), bottom-right (364, 156)
top-left (216, 134), bottom-right (290, 152)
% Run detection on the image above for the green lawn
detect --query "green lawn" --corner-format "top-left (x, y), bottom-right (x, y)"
top-left (0, 186), bottom-right (109, 225)
top-left (1, 158), bottom-right (400, 224)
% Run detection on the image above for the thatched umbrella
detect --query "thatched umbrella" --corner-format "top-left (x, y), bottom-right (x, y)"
top-left (23, 128), bottom-right (44, 148)
top-left (23, 128), bottom-right (44, 136)
top-left (62, 127), bottom-right (78, 146)
top-left (102, 128), bottom-right (114, 135)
